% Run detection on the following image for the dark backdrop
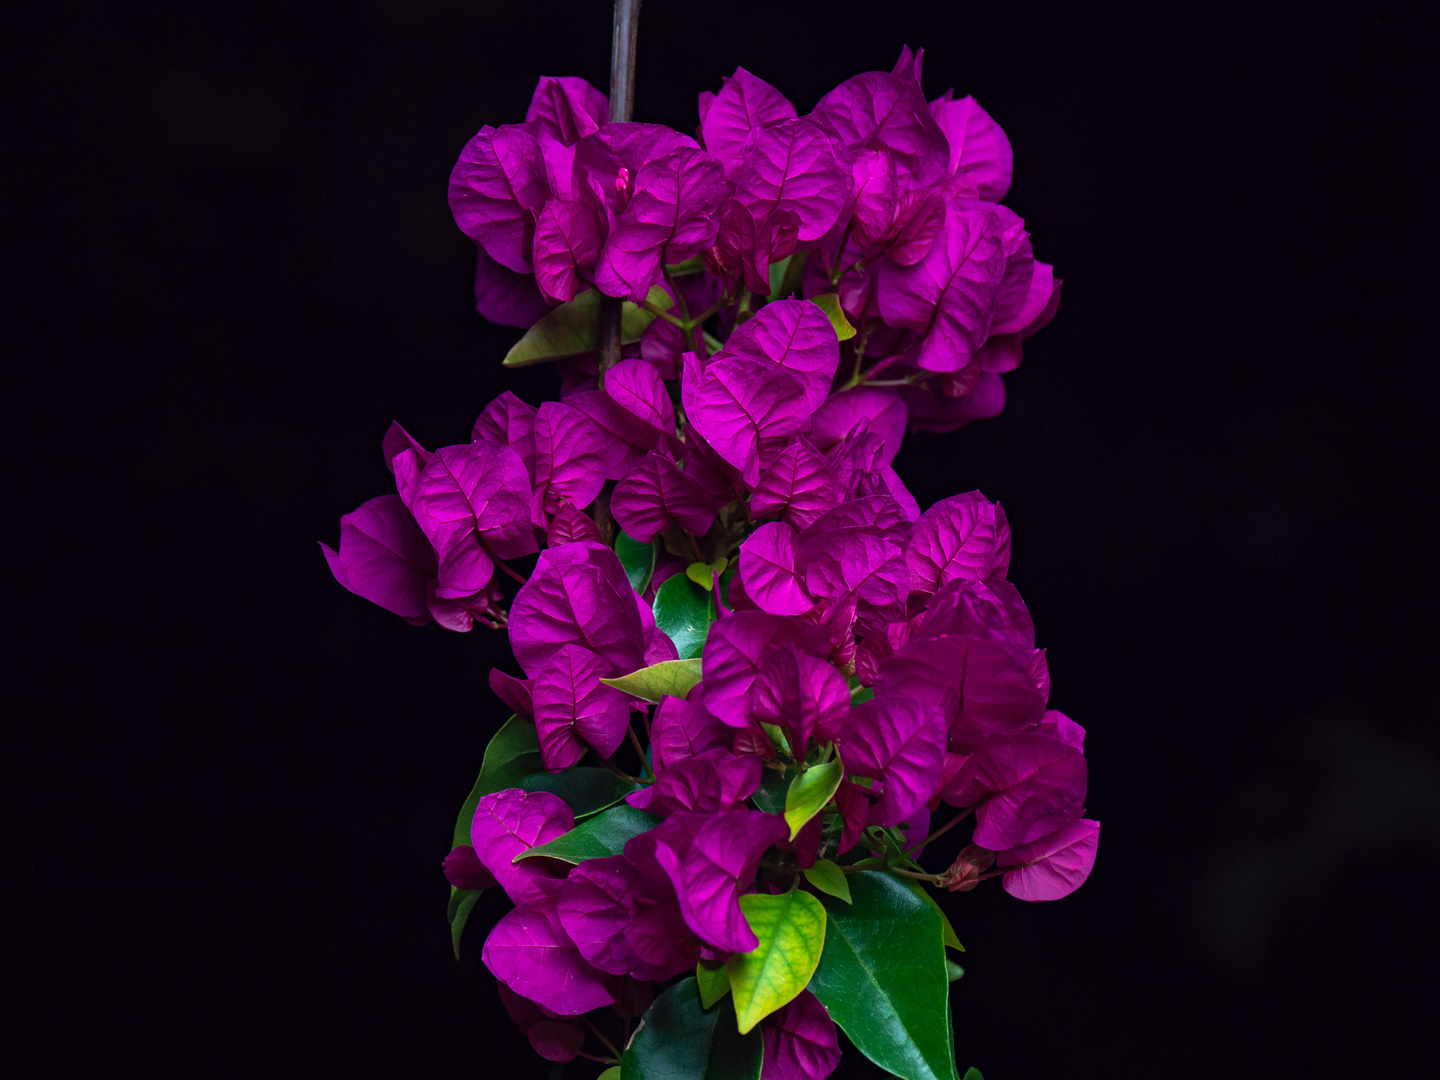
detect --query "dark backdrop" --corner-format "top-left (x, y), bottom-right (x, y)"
top-left (9, 1), bottom-right (1438, 1076)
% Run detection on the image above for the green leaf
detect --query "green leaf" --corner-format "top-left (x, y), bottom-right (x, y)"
top-left (758, 722), bottom-right (792, 758)
top-left (519, 768), bottom-right (642, 819)
top-left (962, 1070), bottom-right (983, 1080)
top-left (702, 330), bottom-right (725, 354)
top-left (768, 249), bottom-right (810, 301)
top-left (653, 573), bottom-right (714, 659)
top-left (946, 959), bottom-right (966, 983)
top-left (899, 877), bottom-right (965, 952)
top-left (685, 557), bottom-right (728, 591)
top-left (707, 997), bottom-right (764, 1080)
top-left (503, 286), bottom-right (672, 367)
top-left (600, 659), bottom-right (703, 703)
top-left (447, 888), bottom-right (482, 960)
top-left (620, 977), bottom-right (762, 1080)
top-left (803, 859), bottom-right (852, 904)
top-left (453, 715), bottom-right (543, 849)
top-left (808, 871), bottom-right (959, 1080)
top-left (750, 768), bottom-right (790, 815)
top-left (599, 1070), bottom-right (622, 1080)
top-left (727, 891), bottom-right (827, 1034)
top-left (784, 760), bottom-right (844, 840)
top-left (615, 531), bottom-right (657, 594)
top-left (515, 804), bottom-right (659, 864)
top-left (666, 257), bottom-right (707, 277)
top-left (808, 294), bottom-right (857, 340)
top-left (696, 958), bottom-right (731, 1009)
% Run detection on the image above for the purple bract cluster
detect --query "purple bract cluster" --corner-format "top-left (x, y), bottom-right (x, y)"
top-left (322, 48), bottom-right (1095, 1080)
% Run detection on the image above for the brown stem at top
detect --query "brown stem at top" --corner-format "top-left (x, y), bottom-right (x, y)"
top-left (598, 1), bottom-right (642, 387)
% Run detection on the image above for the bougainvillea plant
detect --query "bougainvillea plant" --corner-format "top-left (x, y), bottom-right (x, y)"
top-left (322, 41), bottom-right (1096, 1080)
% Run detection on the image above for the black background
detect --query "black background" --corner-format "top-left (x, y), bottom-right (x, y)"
top-left (9, 1), bottom-right (1439, 1076)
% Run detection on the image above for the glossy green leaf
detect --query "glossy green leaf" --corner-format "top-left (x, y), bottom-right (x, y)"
top-left (453, 715), bottom-right (542, 849)
top-left (784, 761), bottom-right (843, 840)
top-left (750, 768), bottom-right (790, 815)
top-left (600, 659), bottom-right (703, 703)
top-left (653, 573), bottom-right (714, 659)
top-left (615, 531), bottom-right (657, 594)
top-left (620, 977), bottom-right (762, 1080)
top-left (808, 871), bottom-right (958, 1080)
top-left (697, 962), bottom-right (731, 1014)
top-left (707, 996), bottom-right (764, 1080)
top-left (503, 286), bottom-right (672, 367)
top-left (768, 249), bottom-right (810, 302)
top-left (515, 804), bottom-right (659, 864)
top-left (447, 888), bottom-right (482, 960)
top-left (519, 767), bottom-right (641, 819)
top-left (803, 859), bottom-right (852, 904)
top-left (727, 891), bottom-right (827, 1034)
top-left (900, 877), bottom-right (965, 952)
top-left (808, 294), bottom-right (857, 340)
top-left (599, 1070), bottom-right (622, 1080)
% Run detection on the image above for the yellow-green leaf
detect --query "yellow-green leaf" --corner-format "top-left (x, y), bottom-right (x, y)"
top-left (808, 294), bottom-right (857, 340)
top-left (727, 891), bottom-right (827, 1033)
top-left (503, 286), bottom-right (672, 367)
top-left (803, 859), bottom-right (852, 904)
top-left (598, 1068), bottom-right (621, 1080)
top-left (784, 760), bottom-right (843, 840)
top-left (599, 659), bottom-right (703, 703)
top-left (900, 877), bottom-right (964, 952)
top-left (685, 557), bottom-right (729, 592)
top-left (696, 958), bottom-right (731, 1009)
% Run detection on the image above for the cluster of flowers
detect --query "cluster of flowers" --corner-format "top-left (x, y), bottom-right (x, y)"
top-left (321, 51), bottom-right (1095, 1080)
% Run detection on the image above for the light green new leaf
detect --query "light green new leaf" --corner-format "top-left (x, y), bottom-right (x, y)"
top-left (947, 959), bottom-right (966, 982)
top-left (452, 715), bottom-right (542, 850)
top-left (653, 573), bottom-right (714, 659)
top-left (615, 531), bottom-right (657, 594)
top-left (808, 294), bottom-right (857, 340)
top-left (503, 286), bottom-right (672, 367)
top-left (518, 767), bottom-right (641, 819)
top-left (808, 871), bottom-right (959, 1080)
top-left (962, 1070), bottom-right (983, 1080)
top-left (514, 805), bottom-right (659, 864)
top-left (784, 760), bottom-right (843, 840)
top-left (727, 891), bottom-right (827, 1034)
top-left (803, 859), bottom-right (852, 904)
top-left (696, 958), bottom-right (731, 1009)
top-left (685, 557), bottom-right (728, 592)
top-left (447, 888), bottom-right (482, 960)
top-left (899, 877), bottom-right (965, 952)
top-left (758, 722), bottom-right (792, 758)
top-left (600, 659), bottom-right (703, 703)
top-left (598, 1069), bottom-right (621, 1080)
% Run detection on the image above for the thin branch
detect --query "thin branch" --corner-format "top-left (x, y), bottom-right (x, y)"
top-left (908, 806), bottom-right (974, 852)
top-left (626, 723), bottom-right (649, 772)
top-left (598, 0), bottom-right (642, 385)
top-left (584, 1017), bottom-right (622, 1060)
